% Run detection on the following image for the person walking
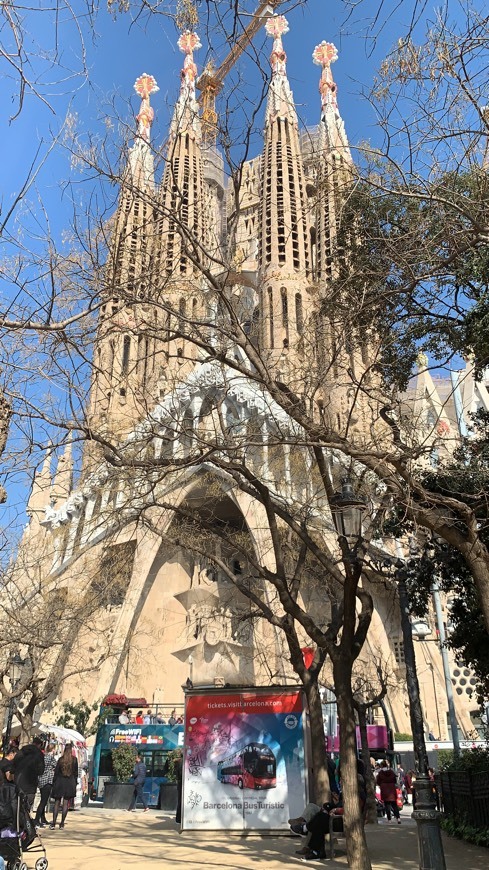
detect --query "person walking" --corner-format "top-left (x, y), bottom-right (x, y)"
top-left (34, 743), bottom-right (57, 828)
top-left (377, 762), bottom-right (401, 823)
top-left (13, 737), bottom-right (45, 810)
top-left (50, 743), bottom-right (78, 830)
top-left (127, 755), bottom-right (148, 813)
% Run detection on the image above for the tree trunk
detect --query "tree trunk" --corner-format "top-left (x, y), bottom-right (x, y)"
top-left (357, 707), bottom-right (377, 824)
top-left (335, 659), bottom-right (372, 870)
top-left (462, 541), bottom-right (489, 635)
top-left (303, 677), bottom-right (331, 805)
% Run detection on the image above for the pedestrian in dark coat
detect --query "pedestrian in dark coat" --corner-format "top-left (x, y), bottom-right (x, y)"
top-left (50, 743), bottom-right (78, 829)
top-left (127, 755), bottom-right (148, 812)
top-left (13, 737), bottom-right (45, 809)
top-left (377, 764), bottom-right (401, 823)
top-left (174, 750), bottom-right (183, 824)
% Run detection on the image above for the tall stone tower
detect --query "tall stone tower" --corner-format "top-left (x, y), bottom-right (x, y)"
top-left (259, 15), bottom-right (312, 375)
top-left (86, 74), bottom-right (159, 453)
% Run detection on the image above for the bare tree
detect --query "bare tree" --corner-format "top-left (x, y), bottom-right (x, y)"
top-left (4, 4), bottom-right (489, 869)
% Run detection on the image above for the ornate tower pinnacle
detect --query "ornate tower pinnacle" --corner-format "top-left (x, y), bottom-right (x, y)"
top-left (155, 25), bottom-right (207, 305)
top-left (266, 13), bottom-right (289, 77)
top-left (171, 30), bottom-right (202, 139)
top-left (264, 15), bottom-right (296, 126)
top-left (134, 73), bottom-right (159, 142)
top-left (313, 41), bottom-right (339, 113)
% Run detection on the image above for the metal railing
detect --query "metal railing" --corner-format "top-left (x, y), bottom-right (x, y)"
top-left (438, 770), bottom-right (489, 829)
top-left (100, 702), bottom-right (185, 726)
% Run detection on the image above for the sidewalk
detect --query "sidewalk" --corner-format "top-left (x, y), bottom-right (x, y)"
top-left (29, 808), bottom-right (488, 870)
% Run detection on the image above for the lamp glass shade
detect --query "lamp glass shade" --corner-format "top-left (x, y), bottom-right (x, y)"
top-left (9, 653), bottom-right (24, 685)
top-left (331, 479), bottom-right (367, 549)
top-left (411, 620), bottom-right (431, 640)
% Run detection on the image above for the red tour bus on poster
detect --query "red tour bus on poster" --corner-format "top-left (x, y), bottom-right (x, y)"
top-left (217, 742), bottom-right (277, 790)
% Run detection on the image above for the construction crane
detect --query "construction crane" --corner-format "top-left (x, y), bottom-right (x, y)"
top-left (197, 1), bottom-right (283, 148)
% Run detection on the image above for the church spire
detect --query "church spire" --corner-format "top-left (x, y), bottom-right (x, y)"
top-left (259, 15), bottom-right (312, 359)
top-left (27, 447), bottom-right (52, 522)
top-left (155, 29), bottom-right (206, 284)
top-left (84, 74), bottom-right (159, 462)
top-left (51, 438), bottom-right (73, 505)
top-left (312, 42), bottom-right (353, 284)
top-left (170, 30), bottom-right (202, 141)
top-left (313, 41), bottom-right (351, 159)
top-left (264, 14), bottom-right (297, 127)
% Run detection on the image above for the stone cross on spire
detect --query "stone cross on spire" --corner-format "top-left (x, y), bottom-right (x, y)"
top-left (265, 14), bottom-right (289, 78)
top-left (313, 41), bottom-right (339, 112)
top-left (134, 73), bottom-right (159, 141)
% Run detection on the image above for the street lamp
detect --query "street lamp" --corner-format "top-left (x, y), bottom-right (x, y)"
top-left (330, 478), bottom-right (367, 557)
top-left (395, 562), bottom-right (446, 870)
top-left (3, 652), bottom-right (25, 755)
top-left (412, 585), bottom-right (461, 755)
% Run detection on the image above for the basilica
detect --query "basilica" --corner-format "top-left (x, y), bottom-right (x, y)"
top-left (13, 13), bottom-right (486, 741)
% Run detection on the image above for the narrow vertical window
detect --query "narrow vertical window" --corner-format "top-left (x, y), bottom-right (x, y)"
top-left (122, 335), bottom-right (131, 375)
top-left (295, 293), bottom-right (303, 335)
top-left (281, 288), bottom-right (288, 327)
top-left (268, 288), bottom-right (274, 348)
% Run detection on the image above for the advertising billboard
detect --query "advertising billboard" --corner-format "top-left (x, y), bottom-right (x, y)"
top-left (326, 724), bottom-right (389, 753)
top-left (183, 688), bottom-right (307, 830)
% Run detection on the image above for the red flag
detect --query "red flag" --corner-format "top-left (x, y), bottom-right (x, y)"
top-left (301, 647), bottom-right (315, 669)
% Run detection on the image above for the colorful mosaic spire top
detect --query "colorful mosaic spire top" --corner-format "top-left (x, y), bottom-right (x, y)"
top-left (177, 30), bottom-right (202, 100)
top-left (134, 73), bottom-right (159, 141)
top-left (265, 14), bottom-right (289, 77)
top-left (313, 41), bottom-right (339, 111)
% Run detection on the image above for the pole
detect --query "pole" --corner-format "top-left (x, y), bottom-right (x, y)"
top-left (397, 566), bottom-right (446, 870)
top-left (431, 583), bottom-right (461, 755)
top-left (2, 697), bottom-right (15, 756)
top-left (425, 658), bottom-right (442, 740)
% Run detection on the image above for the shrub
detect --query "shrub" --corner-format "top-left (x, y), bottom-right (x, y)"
top-left (439, 746), bottom-right (489, 772)
top-left (165, 749), bottom-right (183, 783)
top-left (111, 744), bottom-right (137, 781)
top-left (441, 815), bottom-right (489, 848)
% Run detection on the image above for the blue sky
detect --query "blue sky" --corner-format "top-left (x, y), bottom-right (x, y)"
top-left (1, 0), bottom-right (436, 242)
top-left (0, 0), bottom-right (472, 536)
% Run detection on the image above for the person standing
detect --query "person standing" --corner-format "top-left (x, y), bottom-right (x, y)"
top-left (377, 762), bottom-right (401, 823)
top-left (50, 743), bottom-right (78, 830)
top-left (13, 736), bottom-right (45, 810)
top-left (127, 755), bottom-right (148, 813)
top-left (174, 750), bottom-right (183, 824)
top-left (397, 763), bottom-right (408, 804)
top-left (34, 743), bottom-right (57, 828)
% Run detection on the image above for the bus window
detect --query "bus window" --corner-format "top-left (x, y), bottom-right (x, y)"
top-left (152, 751), bottom-right (169, 778)
top-left (99, 750), bottom-right (114, 777)
top-left (139, 751), bottom-right (153, 776)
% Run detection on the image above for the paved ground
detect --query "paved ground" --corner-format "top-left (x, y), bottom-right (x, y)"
top-left (23, 808), bottom-right (488, 870)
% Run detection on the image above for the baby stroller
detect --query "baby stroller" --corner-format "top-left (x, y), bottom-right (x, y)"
top-left (0, 787), bottom-right (48, 870)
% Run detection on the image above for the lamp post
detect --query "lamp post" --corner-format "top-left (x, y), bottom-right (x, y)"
top-left (3, 653), bottom-right (25, 755)
top-left (396, 563), bottom-right (446, 870)
top-left (431, 583), bottom-right (460, 755)
top-left (410, 592), bottom-right (460, 754)
top-left (330, 477), bottom-right (367, 558)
